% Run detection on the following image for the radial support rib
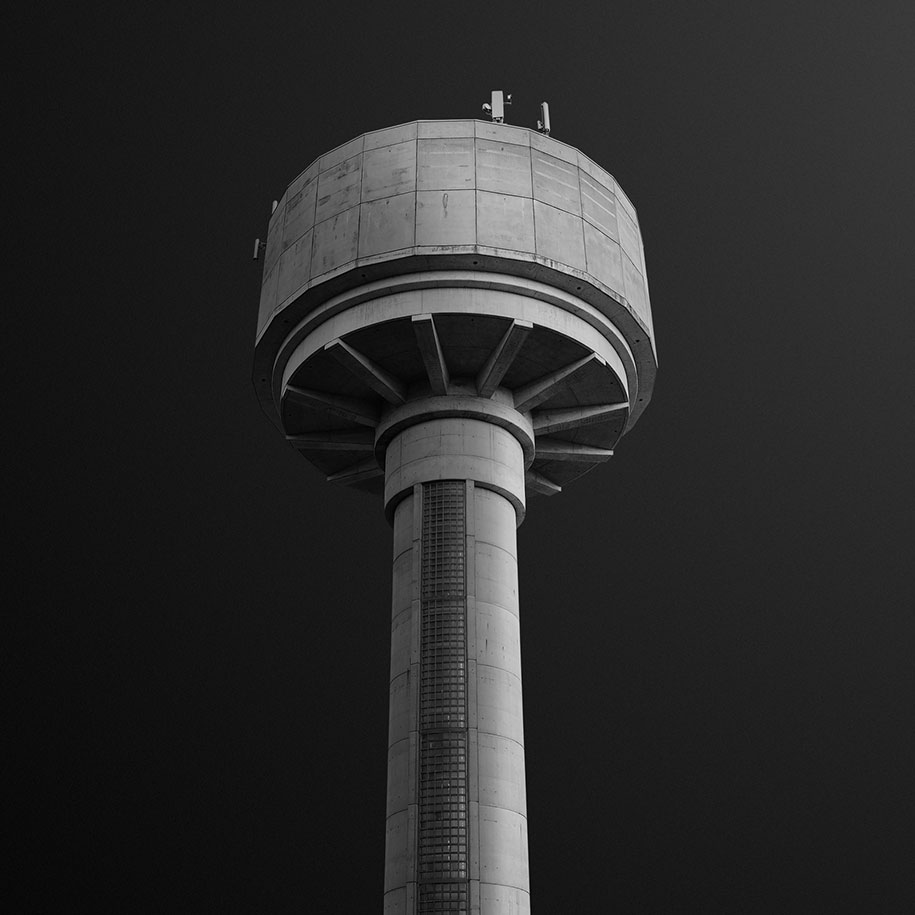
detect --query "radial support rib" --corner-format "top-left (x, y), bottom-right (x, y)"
top-left (326, 457), bottom-right (383, 484)
top-left (325, 339), bottom-right (406, 405)
top-left (534, 439), bottom-right (614, 462)
top-left (412, 314), bottom-right (449, 395)
top-left (525, 469), bottom-right (562, 496)
top-left (532, 402), bottom-right (629, 435)
top-left (286, 430), bottom-right (375, 451)
top-left (284, 384), bottom-right (379, 427)
top-left (513, 353), bottom-right (605, 412)
top-left (476, 319), bottom-right (533, 397)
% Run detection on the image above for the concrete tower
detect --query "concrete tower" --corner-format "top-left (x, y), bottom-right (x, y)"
top-left (254, 112), bottom-right (656, 914)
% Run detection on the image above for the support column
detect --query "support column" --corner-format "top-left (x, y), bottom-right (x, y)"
top-left (383, 415), bottom-right (531, 915)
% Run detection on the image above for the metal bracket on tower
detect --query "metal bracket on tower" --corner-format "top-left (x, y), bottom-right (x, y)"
top-left (253, 202), bottom-right (279, 260)
top-left (482, 90), bottom-right (512, 123)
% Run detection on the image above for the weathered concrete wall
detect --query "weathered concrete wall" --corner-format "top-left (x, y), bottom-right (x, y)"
top-left (257, 120), bottom-right (653, 352)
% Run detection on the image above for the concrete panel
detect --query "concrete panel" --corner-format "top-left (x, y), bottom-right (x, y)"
top-left (419, 119), bottom-right (475, 138)
top-left (276, 230), bottom-right (313, 305)
top-left (532, 150), bottom-right (581, 214)
top-left (391, 549), bottom-right (413, 615)
top-left (534, 200), bottom-right (586, 270)
top-left (530, 130), bottom-right (577, 165)
top-left (476, 140), bottom-right (533, 197)
top-left (383, 888), bottom-right (407, 915)
top-left (476, 192), bottom-right (534, 252)
top-left (392, 495), bottom-right (414, 560)
top-left (475, 603), bottom-right (521, 679)
top-left (617, 204), bottom-right (641, 266)
top-left (416, 189), bottom-right (476, 246)
top-left (396, 421), bottom-right (447, 463)
top-left (623, 254), bottom-right (649, 326)
top-left (464, 423), bottom-right (508, 460)
top-left (315, 154), bottom-right (362, 223)
top-left (365, 122), bottom-right (417, 151)
top-left (615, 184), bottom-right (639, 227)
top-left (286, 159), bottom-right (319, 202)
top-left (282, 175), bottom-right (317, 250)
top-left (577, 151), bottom-right (617, 194)
top-left (474, 543), bottom-right (519, 617)
top-left (257, 262), bottom-right (278, 335)
top-left (320, 134), bottom-right (364, 172)
top-left (478, 806), bottom-right (529, 888)
top-left (385, 418), bottom-right (526, 512)
top-left (311, 206), bottom-right (359, 277)
top-left (386, 738), bottom-right (410, 816)
top-left (359, 193), bottom-right (416, 258)
top-left (263, 201), bottom-right (284, 276)
top-left (473, 488), bottom-right (517, 557)
top-left (480, 884), bottom-right (531, 915)
top-left (476, 122), bottom-right (531, 147)
top-left (362, 141), bottom-right (417, 202)
top-left (388, 671), bottom-right (411, 744)
top-left (580, 170), bottom-right (619, 241)
top-left (383, 808), bottom-right (410, 891)
top-left (583, 222), bottom-right (624, 293)
top-left (477, 666), bottom-right (524, 743)
top-left (390, 607), bottom-right (412, 678)
top-left (478, 733), bottom-right (526, 816)
top-left (417, 137), bottom-right (475, 190)
top-left (642, 273), bottom-right (655, 337)
top-left (391, 607), bottom-right (413, 680)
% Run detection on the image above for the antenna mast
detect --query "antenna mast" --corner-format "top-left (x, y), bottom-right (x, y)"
top-left (481, 89), bottom-right (512, 123)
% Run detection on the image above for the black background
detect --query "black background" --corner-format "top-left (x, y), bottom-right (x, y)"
top-left (16, 2), bottom-right (914, 911)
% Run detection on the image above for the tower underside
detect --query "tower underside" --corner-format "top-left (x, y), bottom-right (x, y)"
top-left (270, 272), bottom-right (641, 504)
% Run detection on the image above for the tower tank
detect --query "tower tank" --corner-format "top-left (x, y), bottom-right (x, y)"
top-left (254, 116), bottom-right (656, 914)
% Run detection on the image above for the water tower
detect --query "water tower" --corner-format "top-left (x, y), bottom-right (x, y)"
top-left (253, 99), bottom-right (656, 914)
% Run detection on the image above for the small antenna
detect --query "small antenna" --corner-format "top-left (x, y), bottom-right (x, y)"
top-left (254, 201), bottom-right (279, 260)
top-left (482, 90), bottom-right (512, 124)
top-left (537, 102), bottom-right (551, 136)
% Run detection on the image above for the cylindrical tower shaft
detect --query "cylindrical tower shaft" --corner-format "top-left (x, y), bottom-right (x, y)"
top-left (385, 419), bottom-right (529, 914)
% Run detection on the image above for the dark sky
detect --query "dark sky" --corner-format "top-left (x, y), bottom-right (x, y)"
top-left (18, 2), bottom-right (915, 911)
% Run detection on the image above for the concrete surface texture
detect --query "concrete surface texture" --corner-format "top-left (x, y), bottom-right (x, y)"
top-left (386, 480), bottom-right (529, 914)
top-left (253, 119), bottom-right (656, 913)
